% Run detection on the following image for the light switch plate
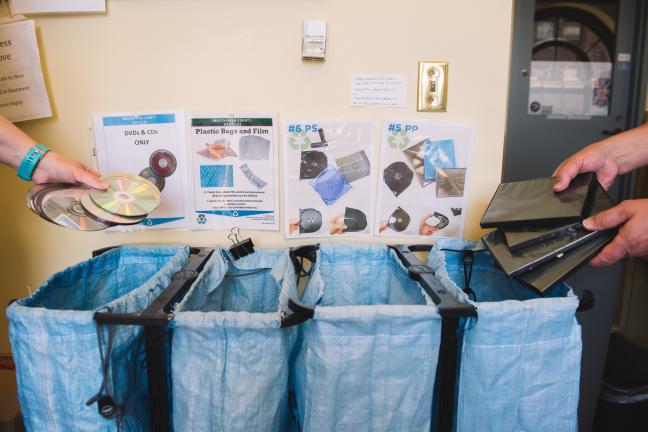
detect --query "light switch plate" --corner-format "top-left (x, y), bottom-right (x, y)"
top-left (417, 61), bottom-right (448, 112)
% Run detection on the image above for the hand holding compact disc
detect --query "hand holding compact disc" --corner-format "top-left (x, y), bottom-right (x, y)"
top-left (26, 173), bottom-right (162, 231)
top-left (329, 215), bottom-right (348, 235)
top-left (419, 213), bottom-right (440, 236)
top-left (32, 152), bottom-right (109, 190)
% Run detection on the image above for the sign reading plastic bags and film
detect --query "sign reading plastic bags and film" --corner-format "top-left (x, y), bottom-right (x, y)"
top-left (186, 113), bottom-right (279, 231)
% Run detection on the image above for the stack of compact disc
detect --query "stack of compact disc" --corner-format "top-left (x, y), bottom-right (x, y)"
top-left (26, 173), bottom-right (161, 231)
top-left (480, 173), bottom-right (616, 293)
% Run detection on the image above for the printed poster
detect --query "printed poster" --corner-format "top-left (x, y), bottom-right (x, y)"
top-left (186, 113), bottom-right (278, 230)
top-left (283, 120), bottom-right (375, 238)
top-left (0, 19), bottom-right (51, 122)
top-left (92, 111), bottom-right (188, 230)
top-left (376, 121), bottom-right (473, 238)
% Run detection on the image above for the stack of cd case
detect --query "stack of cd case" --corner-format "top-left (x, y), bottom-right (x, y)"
top-left (480, 173), bottom-right (616, 293)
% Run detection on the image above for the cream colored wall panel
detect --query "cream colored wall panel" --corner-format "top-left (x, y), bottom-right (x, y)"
top-left (0, 0), bottom-right (514, 355)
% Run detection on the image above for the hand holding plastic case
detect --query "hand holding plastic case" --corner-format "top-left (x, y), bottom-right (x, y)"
top-left (480, 172), bottom-right (597, 228)
top-left (484, 180), bottom-right (615, 276)
top-left (503, 178), bottom-right (615, 250)
top-left (483, 226), bottom-right (604, 276)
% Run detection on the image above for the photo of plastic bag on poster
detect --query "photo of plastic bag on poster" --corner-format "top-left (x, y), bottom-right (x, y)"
top-left (283, 120), bottom-right (375, 238)
top-left (376, 121), bottom-right (473, 238)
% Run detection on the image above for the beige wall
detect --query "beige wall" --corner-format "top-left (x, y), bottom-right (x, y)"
top-left (0, 0), bottom-right (513, 363)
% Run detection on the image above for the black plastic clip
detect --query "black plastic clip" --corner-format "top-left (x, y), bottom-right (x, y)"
top-left (577, 289), bottom-right (595, 312)
top-left (97, 395), bottom-right (119, 419)
top-left (228, 227), bottom-right (255, 260)
top-left (281, 299), bottom-right (315, 328)
top-left (461, 250), bottom-right (478, 302)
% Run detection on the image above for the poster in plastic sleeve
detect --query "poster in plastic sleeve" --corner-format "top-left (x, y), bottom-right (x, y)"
top-left (283, 120), bottom-right (375, 238)
top-left (92, 111), bottom-right (188, 230)
top-left (376, 121), bottom-right (473, 238)
top-left (186, 113), bottom-right (278, 230)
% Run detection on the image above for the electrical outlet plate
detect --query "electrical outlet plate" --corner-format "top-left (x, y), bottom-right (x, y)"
top-left (417, 61), bottom-right (448, 112)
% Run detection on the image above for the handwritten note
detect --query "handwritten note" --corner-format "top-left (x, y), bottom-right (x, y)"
top-left (352, 74), bottom-right (406, 107)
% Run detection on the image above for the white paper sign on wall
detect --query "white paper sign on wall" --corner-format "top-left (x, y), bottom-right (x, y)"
top-left (10, 0), bottom-right (105, 14)
top-left (0, 19), bottom-right (51, 122)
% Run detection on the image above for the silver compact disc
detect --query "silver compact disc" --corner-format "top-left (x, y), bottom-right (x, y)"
top-left (90, 173), bottom-right (161, 217)
top-left (80, 191), bottom-right (145, 225)
top-left (28, 184), bottom-right (68, 222)
top-left (40, 187), bottom-right (112, 231)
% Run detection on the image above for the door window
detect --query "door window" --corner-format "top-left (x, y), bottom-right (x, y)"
top-left (528, 1), bottom-right (618, 118)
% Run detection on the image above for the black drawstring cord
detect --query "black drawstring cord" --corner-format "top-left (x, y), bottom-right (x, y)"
top-left (441, 248), bottom-right (487, 302)
top-left (86, 321), bottom-right (122, 430)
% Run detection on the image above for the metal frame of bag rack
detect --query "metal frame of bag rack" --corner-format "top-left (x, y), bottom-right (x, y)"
top-left (89, 243), bottom-right (593, 432)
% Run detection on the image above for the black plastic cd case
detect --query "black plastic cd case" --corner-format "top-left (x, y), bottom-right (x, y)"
top-left (483, 226), bottom-right (604, 277)
top-left (503, 222), bottom-right (582, 252)
top-left (502, 179), bottom-right (615, 251)
top-left (514, 230), bottom-right (615, 294)
top-left (480, 172), bottom-right (597, 229)
top-left (484, 180), bottom-right (615, 276)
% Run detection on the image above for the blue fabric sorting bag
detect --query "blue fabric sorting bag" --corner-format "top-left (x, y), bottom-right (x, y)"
top-left (6, 245), bottom-right (189, 432)
top-left (427, 239), bottom-right (581, 432)
top-left (171, 248), bottom-right (299, 432)
top-left (293, 243), bottom-right (442, 432)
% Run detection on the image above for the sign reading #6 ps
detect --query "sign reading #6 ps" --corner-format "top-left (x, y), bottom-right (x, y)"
top-left (288, 123), bottom-right (319, 150)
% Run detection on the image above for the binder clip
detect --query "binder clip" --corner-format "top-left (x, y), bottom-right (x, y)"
top-left (228, 227), bottom-right (255, 260)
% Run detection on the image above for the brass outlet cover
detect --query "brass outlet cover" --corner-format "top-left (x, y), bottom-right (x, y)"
top-left (417, 61), bottom-right (448, 112)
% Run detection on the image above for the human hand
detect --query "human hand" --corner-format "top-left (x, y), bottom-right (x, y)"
top-left (329, 215), bottom-right (347, 235)
top-left (582, 199), bottom-right (648, 266)
top-left (419, 213), bottom-right (440, 236)
top-left (553, 141), bottom-right (619, 192)
top-left (289, 218), bottom-right (299, 235)
top-left (32, 152), bottom-right (108, 189)
top-left (379, 220), bottom-right (388, 233)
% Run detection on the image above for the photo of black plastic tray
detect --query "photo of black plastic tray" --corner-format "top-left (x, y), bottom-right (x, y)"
top-left (515, 230), bottom-right (615, 293)
top-left (480, 172), bottom-right (596, 229)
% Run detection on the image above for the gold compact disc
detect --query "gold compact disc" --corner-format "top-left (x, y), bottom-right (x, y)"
top-left (90, 173), bottom-right (161, 217)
